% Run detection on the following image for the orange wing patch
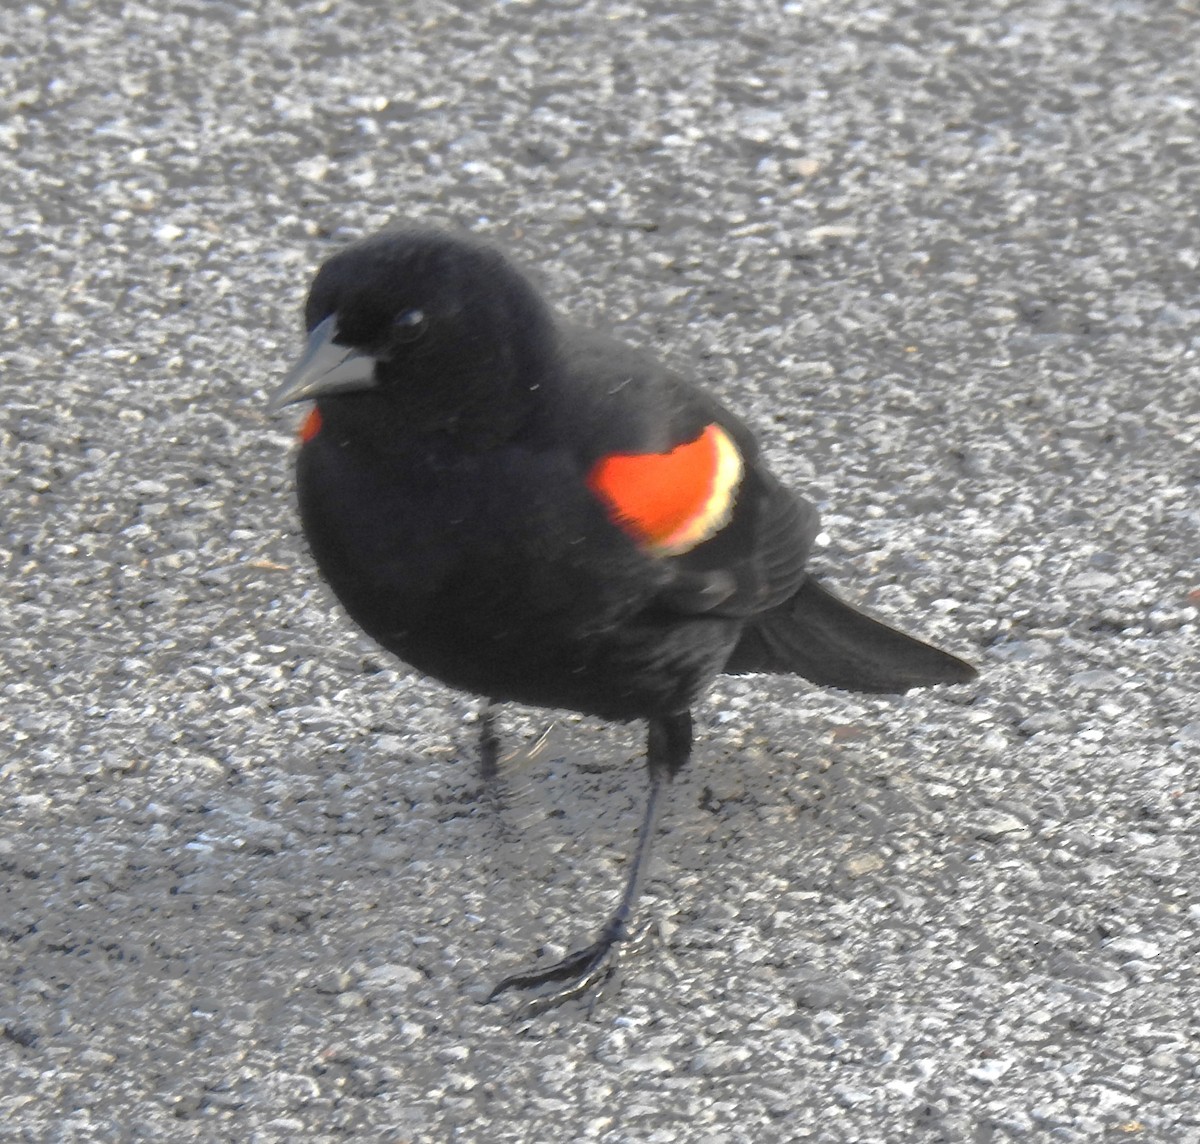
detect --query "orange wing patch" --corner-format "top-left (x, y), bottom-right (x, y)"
top-left (299, 406), bottom-right (322, 443)
top-left (587, 423), bottom-right (743, 556)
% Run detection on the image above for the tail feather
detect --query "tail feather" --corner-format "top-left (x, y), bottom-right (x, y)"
top-left (724, 577), bottom-right (977, 694)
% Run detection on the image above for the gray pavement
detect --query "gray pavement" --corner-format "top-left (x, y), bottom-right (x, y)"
top-left (2, 0), bottom-right (1198, 1139)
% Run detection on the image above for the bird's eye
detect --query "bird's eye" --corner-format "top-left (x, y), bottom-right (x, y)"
top-left (392, 308), bottom-right (427, 342)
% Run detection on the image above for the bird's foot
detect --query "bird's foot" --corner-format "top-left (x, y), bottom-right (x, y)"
top-left (500, 721), bottom-right (556, 768)
top-left (479, 714), bottom-right (557, 787)
top-left (487, 918), bottom-right (655, 1018)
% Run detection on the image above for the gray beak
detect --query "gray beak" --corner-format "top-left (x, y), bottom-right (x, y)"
top-left (268, 315), bottom-right (378, 411)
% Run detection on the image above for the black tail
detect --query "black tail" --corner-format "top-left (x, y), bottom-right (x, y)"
top-left (724, 577), bottom-right (977, 694)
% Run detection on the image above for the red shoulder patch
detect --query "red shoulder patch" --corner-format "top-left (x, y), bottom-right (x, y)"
top-left (299, 406), bottom-right (322, 443)
top-left (587, 423), bottom-right (743, 556)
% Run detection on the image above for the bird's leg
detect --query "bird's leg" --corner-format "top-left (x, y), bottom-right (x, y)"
top-left (478, 701), bottom-right (501, 783)
top-left (488, 711), bottom-right (692, 1016)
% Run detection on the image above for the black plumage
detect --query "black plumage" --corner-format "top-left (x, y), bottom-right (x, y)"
top-left (269, 227), bottom-right (976, 1012)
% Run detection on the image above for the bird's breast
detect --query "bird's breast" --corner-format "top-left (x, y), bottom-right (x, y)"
top-left (294, 430), bottom-right (660, 653)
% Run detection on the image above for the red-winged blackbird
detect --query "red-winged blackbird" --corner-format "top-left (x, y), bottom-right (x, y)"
top-left (269, 228), bottom-right (976, 1014)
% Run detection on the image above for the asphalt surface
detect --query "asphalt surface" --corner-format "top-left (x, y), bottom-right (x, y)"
top-left (3, 0), bottom-right (1198, 1140)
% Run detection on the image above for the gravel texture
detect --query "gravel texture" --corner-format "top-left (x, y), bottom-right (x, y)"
top-left (3, 0), bottom-right (1198, 1140)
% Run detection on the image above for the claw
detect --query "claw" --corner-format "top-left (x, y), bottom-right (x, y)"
top-left (500, 721), bottom-right (556, 766)
top-left (489, 942), bottom-right (619, 1017)
top-left (487, 919), bottom-right (658, 1017)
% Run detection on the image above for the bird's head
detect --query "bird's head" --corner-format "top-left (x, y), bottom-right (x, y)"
top-left (270, 229), bottom-right (558, 442)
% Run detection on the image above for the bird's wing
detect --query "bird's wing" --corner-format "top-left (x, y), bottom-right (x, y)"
top-left (556, 325), bottom-right (819, 620)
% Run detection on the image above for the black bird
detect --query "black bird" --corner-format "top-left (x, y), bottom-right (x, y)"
top-left (268, 227), bottom-right (976, 1013)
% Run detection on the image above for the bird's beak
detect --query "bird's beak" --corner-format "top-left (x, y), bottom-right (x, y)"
top-left (268, 315), bottom-right (378, 411)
